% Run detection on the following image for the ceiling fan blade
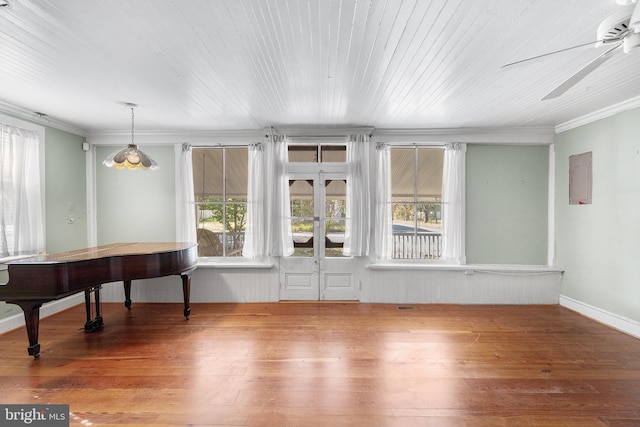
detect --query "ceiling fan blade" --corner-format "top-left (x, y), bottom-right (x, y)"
top-left (541, 44), bottom-right (621, 100)
top-left (501, 40), bottom-right (605, 69)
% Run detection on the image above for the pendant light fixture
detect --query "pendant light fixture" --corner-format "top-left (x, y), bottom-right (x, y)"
top-left (103, 103), bottom-right (158, 170)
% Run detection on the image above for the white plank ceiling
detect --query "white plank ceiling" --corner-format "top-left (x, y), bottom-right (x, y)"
top-left (1, 0), bottom-right (640, 133)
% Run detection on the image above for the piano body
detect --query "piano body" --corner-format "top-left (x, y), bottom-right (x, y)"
top-left (0, 242), bottom-right (197, 358)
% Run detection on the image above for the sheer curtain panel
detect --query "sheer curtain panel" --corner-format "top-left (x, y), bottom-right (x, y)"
top-left (175, 144), bottom-right (197, 244)
top-left (265, 134), bottom-right (294, 257)
top-left (0, 124), bottom-right (44, 258)
top-left (242, 143), bottom-right (265, 258)
top-left (374, 143), bottom-right (392, 260)
top-left (344, 134), bottom-right (370, 256)
top-left (441, 142), bottom-right (465, 264)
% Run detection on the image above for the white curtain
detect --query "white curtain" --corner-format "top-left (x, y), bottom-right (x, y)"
top-left (441, 142), bottom-right (465, 264)
top-left (0, 124), bottom-right (44, 257)
top-left (265, 134), bottom-right (294, 256)
top-left (344, 134), bottom-right (370, 256)
top-left (374, 143), bottom-right (392, 260)
top-left (242, 143), bottom-right (265, 258)
top-left (175, 143), bottom-right (197, 244)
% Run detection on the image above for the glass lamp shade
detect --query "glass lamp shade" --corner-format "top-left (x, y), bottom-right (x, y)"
top-left (103, 144), bottom-right (159, 170)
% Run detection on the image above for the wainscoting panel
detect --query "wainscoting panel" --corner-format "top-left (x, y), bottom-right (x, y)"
top-left (99, 267), bottom-right (280, 304)
top-left (361, 268), bottom-right (561, 304)
top-left (97, 266), bottom-right (560, 305)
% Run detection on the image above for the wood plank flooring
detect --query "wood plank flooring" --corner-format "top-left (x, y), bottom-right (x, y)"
top-left (1, 302), bottom-right (640, 426)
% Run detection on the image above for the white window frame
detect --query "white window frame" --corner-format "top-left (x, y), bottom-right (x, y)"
top-left (375, 142), bottom-right (465, 265)
top-left (192, 145), bottom-right (249, 259)
top-left (389, 144), bottom-right (445, 261)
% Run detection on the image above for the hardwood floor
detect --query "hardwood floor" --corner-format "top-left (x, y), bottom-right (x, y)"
top-left (1, 302), bottom-right (639, 426)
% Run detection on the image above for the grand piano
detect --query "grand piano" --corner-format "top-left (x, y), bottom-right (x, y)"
top-left (0, 242), bottom-right (197, 358)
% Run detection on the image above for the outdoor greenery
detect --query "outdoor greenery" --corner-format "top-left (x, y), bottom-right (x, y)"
top-left (197, 198), bottom-right (247, 255)
top-left (392, 202), bottom-right (441, 225)
top-left (198, 198), bottom-right (247, 232)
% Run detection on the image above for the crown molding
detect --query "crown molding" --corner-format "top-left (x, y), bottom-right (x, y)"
top-left (372, 126), bottom-right (555, 144)
top-left (0, 100), bottom-right (86, 136)
top-left (87, 126), bottom-right (557, 146)
top-left (86, 129), bottom-right (265, 145)
top-left (270, 125), bottom-right (375, 137)
top-left (556, 95), bottom-right (640, 133)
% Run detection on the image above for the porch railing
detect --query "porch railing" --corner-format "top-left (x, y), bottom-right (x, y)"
top-left (392, 232), bottom-right (442, 259)
top-left (198, 229), bottom-right (441, 259)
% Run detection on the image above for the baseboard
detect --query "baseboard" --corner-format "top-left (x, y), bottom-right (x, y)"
top-left (0, 294), bottom-right (84, 334)
top-left (559, 295), bottom-right (640, 339)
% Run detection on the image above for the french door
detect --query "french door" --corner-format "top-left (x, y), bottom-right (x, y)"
top-left (279, 172), bottom-right (359, 300)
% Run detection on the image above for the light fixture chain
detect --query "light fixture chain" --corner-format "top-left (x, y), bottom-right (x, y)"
top-left (131, 107), bottom-right (135, 145)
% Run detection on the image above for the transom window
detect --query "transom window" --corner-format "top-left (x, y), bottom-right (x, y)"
top-left (288, 145), bottom-right (346, 163)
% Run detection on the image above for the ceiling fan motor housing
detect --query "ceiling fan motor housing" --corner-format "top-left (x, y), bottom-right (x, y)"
top-left (596, 4), bottom-right (634, 45)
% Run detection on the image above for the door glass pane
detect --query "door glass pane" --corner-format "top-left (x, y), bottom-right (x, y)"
top-left (290, 179), bottom-right (314, 257)
top-left (325, 179), bottom-right (346, 258)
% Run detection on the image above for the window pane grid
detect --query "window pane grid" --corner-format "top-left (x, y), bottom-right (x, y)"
top-left (390, 147), bottom-right (444, 260)
top-left (193, 147), bottom-right (248, 257)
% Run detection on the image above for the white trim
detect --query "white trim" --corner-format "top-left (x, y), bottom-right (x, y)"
top-left (547, 143), bottom-right (556, 266)
top-left (556, 95), bottom-right (640, 133)
top-left (373, 127), bottom-right (555, 144)
top-left (560, 295), bottom-right (640, 340)
top-left (0, 101), bottom-right (86, 136)
top-left (86, 126), bottom-right (557, 146)
top-left (196, 260), bottom-right (275, 269)
top-left (86, 129), bottom-right (265, 146)
top-left (272, 126), bottom-right (375, 137)
top-left (368, 263), bottom-right (563, 272)
top-left (459, 144), bottom-right (467, 265)
top-left (0, 293), bottom-right (84, 334)
top-left (86, 144), bottom-right (97, 247)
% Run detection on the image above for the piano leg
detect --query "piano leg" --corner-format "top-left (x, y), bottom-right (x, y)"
top-left (22, 305), bottom-right (42, 358)
top-left (123, 280), bottom-right (132, 310)
top-left (83, 286), bottom-right (104, 333)
top-left (181, 271), bottom-right (192, 319)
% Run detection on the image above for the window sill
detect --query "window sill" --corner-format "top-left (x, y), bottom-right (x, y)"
top-left (368, 262), bottom-right (563, 274)
top-left (197, 259), bottom-right (274, 269)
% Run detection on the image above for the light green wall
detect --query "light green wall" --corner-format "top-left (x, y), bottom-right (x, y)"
top-left (95, 145), bottom-right (176, 244)
top-left (556, 107), bottom-right (640, 323)
top-left (466, 144), bottom-right (549, 265)
top-left (45, 127), bottom-right (88, 253)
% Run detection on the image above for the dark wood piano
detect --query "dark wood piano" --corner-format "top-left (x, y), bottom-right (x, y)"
top-left (0, 242), bottom-right (197, 358)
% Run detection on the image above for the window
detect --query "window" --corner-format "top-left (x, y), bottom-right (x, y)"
top-left (288, 145), bottom-right (346, 163)
top-left (0, 118), bottom-right (45, 260)
top-left (390, 147), bottom-right (444, 259)
top-left (192, 147), bottom-right (248, 257)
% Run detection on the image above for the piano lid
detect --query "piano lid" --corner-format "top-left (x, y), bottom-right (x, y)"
top-left (7, 242), bottom-right (196, 265)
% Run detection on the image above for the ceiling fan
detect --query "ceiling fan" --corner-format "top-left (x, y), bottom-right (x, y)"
top-left (502, 0), bottom-right (640, 100)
